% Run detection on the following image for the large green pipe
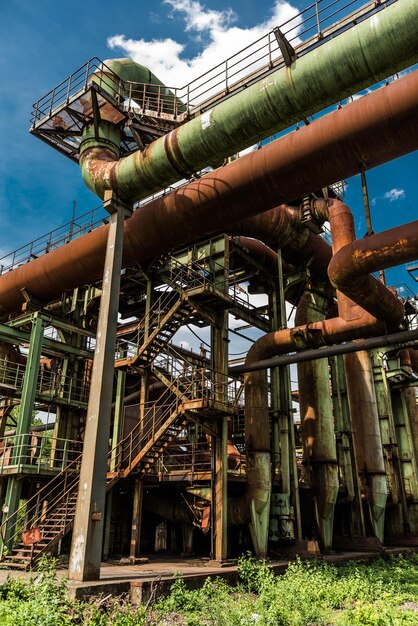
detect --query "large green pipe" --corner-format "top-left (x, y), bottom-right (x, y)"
top-left (295, 286), bottom-right (339, 550)
top-left (80, 0), bottom-right (418, 201)
top-left (92, 58), bottom-right (185, 113)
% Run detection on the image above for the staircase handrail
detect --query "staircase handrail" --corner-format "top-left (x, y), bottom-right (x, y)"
top-left (115, 284), bottom-right (182, 358)
top-left (0, 451), bottom-right (82, 559)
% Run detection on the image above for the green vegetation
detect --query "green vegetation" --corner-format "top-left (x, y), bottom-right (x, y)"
top-left (0, 553), bottom-right (417, 625)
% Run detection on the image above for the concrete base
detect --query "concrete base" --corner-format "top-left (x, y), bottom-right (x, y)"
top-left (1, 549), bottom-right (416, 604)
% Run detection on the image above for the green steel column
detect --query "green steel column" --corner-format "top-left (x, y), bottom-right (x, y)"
top-left (80, 0), bottom-right (418, 201)
top-left (15, 314), bottom-right (44, 442)
top-left (68, 195), bottom-right (131, 582)
top-left (295, 288), bottom-right (339, 550)
top-left (269, 291), bottom-right (281, 478)
top-left (270, 249), bottom-right (301, 539)
top-left (1, 314), bottom-right (44, 552)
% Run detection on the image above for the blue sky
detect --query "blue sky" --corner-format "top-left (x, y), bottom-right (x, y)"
top-left (0, 0), bottom-right (417, 293)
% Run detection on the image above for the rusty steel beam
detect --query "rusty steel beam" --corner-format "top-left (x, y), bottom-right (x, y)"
top-left (1, 72), bottom-right (418, 316)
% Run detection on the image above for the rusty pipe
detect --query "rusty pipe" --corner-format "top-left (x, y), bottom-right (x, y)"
top-left (326, 200), bottom-right (387, 542)
top-left (1, 72), bottom-right (418, 315)
top-left (328, 210), bottom-right (418, 326)
top-left (234, 237), bottom-right (286, 277)
top-left (344, 351), bottom-right (387, 542)
top-left (229, 205), bottom-right (332, 280)
top-left (400, 348), bottom-right (418, 374)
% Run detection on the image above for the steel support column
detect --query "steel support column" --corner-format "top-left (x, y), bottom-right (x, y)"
top-left (211, 246), bottom-right (229, 561)
top-left (68, 195), bottom-right (131, 582)
top-left (0, 314), bottom-right (44, 552)
top-left (130, 479), bottom-right (143, 561)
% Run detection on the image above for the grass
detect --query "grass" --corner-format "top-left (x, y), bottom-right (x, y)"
top-left (0, 553), bottom-right (417, 625)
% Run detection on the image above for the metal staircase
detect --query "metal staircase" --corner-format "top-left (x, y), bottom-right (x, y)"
top-left (0, 452), bottom-right (117, 570)
top-left (0, 349), bottom-right (235, 569)
top-left (115, 291), bottom-right (195, 370)
top-left (118, 340), bottom-right (236, 477)
top-left (115, 252), bottom-right (221, 371)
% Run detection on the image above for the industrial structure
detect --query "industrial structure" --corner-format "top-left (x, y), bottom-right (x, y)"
top-left (0, 0), bottom-right (417, 583)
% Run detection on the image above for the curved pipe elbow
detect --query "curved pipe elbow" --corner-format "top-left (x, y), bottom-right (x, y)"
top-left (327, 224), bottom-right (418, 326)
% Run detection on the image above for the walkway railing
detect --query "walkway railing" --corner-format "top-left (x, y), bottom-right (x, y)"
top-left (0, 451), bottom-right (82, 560)
top-left (0, 204), bottom-right (109, 275)
top-left (157, 441), bottom-right (246, 478)
top-left (0, 358), bottom-right (90, 407)
top-left (0, 433), bottom-right (82, 474)
top-left (123, 0), bottom-right (395, 116)
top-left (31, 0), bottom-right (395, 128)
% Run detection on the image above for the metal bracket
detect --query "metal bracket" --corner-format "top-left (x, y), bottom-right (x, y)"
top-left (103, 191), bottom-right (132, 217)
top-left (274, 28), bottom-right (297, 67)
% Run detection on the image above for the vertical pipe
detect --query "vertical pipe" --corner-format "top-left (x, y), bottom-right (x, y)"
top-left (344, 352), bottom-right (387, 541)
top-left (295, 286), bottom-right (339, 549)
top-left (330, 355), bottom-right (366, 538)
top-left (328, 200), bottom-right (387, 542)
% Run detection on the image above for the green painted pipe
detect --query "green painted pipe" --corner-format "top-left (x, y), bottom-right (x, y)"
top-left (80, 0), bottom-right (418, 201)
top-left (92, 58), bottom-right (185, 112)
top-left (295, 286), bottom-right (339, 550)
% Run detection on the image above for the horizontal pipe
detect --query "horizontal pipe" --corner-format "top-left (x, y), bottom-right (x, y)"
top-left (229, 328), bottom-right (418, 374)
top-left (1, 72), bottom-right (417, 315)
top-left (229, 206), bottom-right (332, 280)
top-left (80, 0), bottom-right (418, 201)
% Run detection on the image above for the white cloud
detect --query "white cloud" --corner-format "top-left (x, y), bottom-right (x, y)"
top-left (165, 0), bottom-right (236, 32)
top-left (383, 188), bottom-right (406, 202)
top-left (107, 1), bottom-right (301, 101)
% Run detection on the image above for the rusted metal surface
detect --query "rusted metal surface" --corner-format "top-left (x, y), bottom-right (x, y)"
top-left (78, 0), bottom-right (418, 202)
top-left (400, 348), bottom-right (418, 374)
top-left (2, 73), bottom-right (418, 316)
top-left (327, 198), bottom-right (387, 542)
top-left (235, 237), bottom-right (283, 276)
top-left (329, 217), bottom-right (418, 325)
top-left (22, 527), bottom-right (41, 546)
top-left (230, 205), bottom-right (332, 280)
